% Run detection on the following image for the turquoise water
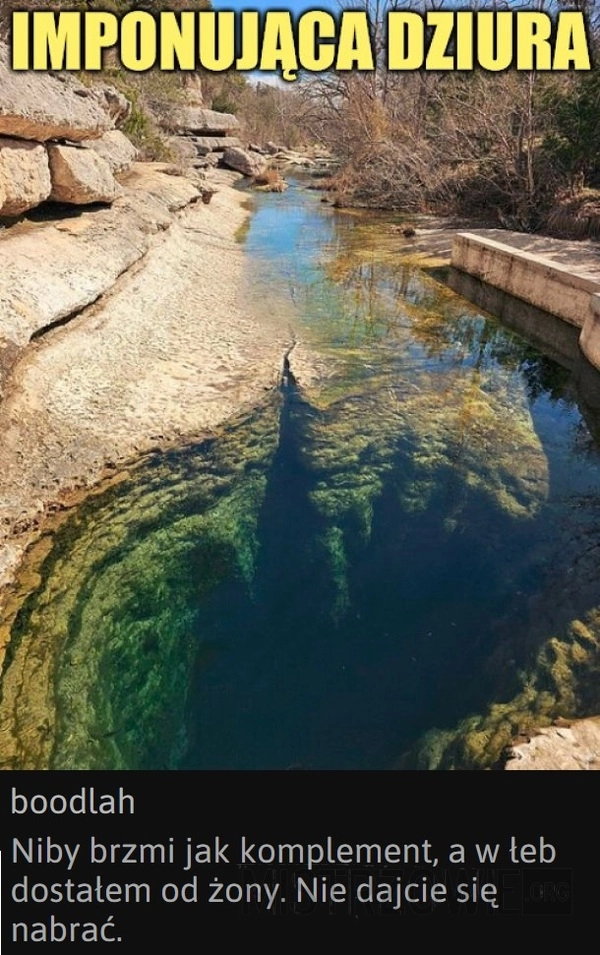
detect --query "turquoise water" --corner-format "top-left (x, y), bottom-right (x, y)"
top-left (2, 181), bottom-right (600, 770)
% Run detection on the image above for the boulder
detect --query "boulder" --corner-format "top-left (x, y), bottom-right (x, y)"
top-left (82, 130), bottom-right (138, 177)
top-left (0, 138), bottom-right (52, 216)
top-left (192, 136), bottom-right (241, 155)
top-left (170, 107), bottom-right (239, 135)
top-left (166, 136), bottom-right (200, 164)
top-left (47, 145), bottom-right (122, 205)
top-left (221, 147), bottom-right (268, 178)
top-left (0, 43), bottom-right (114, 142)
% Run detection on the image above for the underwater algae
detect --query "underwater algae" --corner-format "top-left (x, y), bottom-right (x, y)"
top-left (2, 182), bottom-right (600, 769)
top-left (0, 399), bottom-right (281, 769)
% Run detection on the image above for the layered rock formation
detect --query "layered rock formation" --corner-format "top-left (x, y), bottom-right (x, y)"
top-left (0, 41), bottom-right (136, 218)
top-left (168, 106), bottom-right (241, 168)
top-left (0, 138), bottom-right (51, 214)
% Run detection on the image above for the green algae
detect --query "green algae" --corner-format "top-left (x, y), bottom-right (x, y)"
top-left (286, 353), bottom-right (548, 621)
top-left (405, 613), bottom-right (600, 770)
top-left (0, 398), bottom-right (280, 770)
top-left (2, 186), bottom-right (600, 769)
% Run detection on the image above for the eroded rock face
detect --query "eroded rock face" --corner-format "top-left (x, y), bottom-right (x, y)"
top-left (82, 130), bottom-right (138, 177)
top-left (193, 136), bottom-right (241, 155)
top-left (171, 107), bottom-right (239, 135)
top-left (0, 43), bottom-right (114, 143)
top-left (48, 145), bottom-right (122, 204)
top-left (88, 85), bottom-right (132, 129)
top-left (0, 163), bottom-right (201, 350)
top-left (0, 138), bottom-right (51, 216)
top-left (222, 146), bottom-right (268, 178)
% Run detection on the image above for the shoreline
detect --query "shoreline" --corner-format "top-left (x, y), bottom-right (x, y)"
top-left (2, 168), bottom-right (599, 770)
top-left (0, 164), bottom-right (293, 668)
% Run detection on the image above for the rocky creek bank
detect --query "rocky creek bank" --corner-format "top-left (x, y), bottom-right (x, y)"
top-left (0, 47), bottom-right (598, 770)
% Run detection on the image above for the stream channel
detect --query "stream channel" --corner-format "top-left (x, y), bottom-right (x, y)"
top-left (2, 178), bottom-right (600, 771)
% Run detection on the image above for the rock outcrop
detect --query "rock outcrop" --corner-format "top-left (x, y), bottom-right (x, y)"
top-left (505, 717), bottom-right (600, 769)
top-left (167, 107), bottom-right (243, 166)
top-left (48, 145), bottom-right (123, 205)
top-left (0, 45), bottom-right (113, 143)
top-left (222, 146), bottom-right (268, 178)
top-left (82, 130), bottom-right (138, 177)
top-left (193, 136), bottom-right (241, 155)
top-left (0, 138), bottom-right (51, 215)
top-left (88, 85), bottom-right (132, 130)
top-left (171, 107), bottom-right (239, 136)
top-left (0, 163), bottom-right (200, 353)
top-left (0, 41), bottom-right (134, 218)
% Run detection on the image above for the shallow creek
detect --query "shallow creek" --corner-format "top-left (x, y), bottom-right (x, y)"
top-left (2, 181), bottom-right (600, 770)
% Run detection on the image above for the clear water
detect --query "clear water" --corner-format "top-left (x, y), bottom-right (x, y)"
top-left (2, 180), bottom-right (600, 771)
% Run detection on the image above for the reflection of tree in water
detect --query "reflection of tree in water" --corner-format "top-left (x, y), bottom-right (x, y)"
top-left (2, 199), bottom-right (600, 770)
top-left (293, 228), bottom-right (600, 768)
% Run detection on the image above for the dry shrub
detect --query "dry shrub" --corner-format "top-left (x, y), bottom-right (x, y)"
top-left (253, 168), bottom-right (284, 188)
top-left (544, 189), bottom-right (600, 239)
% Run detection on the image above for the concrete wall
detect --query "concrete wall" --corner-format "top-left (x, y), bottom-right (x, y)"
top-left (451, 232), bottom-right (600, 371)
top-left (580, 294), bottom-right (600, 369)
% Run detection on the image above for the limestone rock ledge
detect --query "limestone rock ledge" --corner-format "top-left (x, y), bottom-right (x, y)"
top-left (0, 40), bottom-right (133, 218)
top-left (505, 717), bottom-right (600, 769)
top-left (0, 163), bottom-right (200, 353)
top-left (0, 164), bottom-right (292, 628)
top-left (0, 138), bottom-right (51, 215)
top-left (0, 42), bottom-right (115, 143)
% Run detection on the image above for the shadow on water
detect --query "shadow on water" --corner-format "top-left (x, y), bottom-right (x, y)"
top-left (2, 180), bottom-right (600, 770)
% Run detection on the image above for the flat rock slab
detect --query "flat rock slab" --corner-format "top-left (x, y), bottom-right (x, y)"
top-left (171, 107), bottom-right (239, 135)
top-left (192, 136), bottom-right (241, 155)
top-left (0, 163), bottom-right (200, 348)
top-left (0, 42), bottom-right (114, 143)
top-left (505, 717), bottom-right (600, 769)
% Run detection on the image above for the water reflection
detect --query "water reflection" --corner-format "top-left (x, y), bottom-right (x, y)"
top-left (1, 182), bottom-right (600, 769)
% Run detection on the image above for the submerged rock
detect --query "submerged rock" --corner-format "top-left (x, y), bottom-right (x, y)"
top-left (0, 398), bottom-right (281, 770)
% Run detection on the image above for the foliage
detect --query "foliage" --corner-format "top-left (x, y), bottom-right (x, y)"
top-left (276, 0), bottom-right (600, 229)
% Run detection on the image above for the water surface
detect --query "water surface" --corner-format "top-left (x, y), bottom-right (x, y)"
top-left (2, 181), bottom-right (600, 770)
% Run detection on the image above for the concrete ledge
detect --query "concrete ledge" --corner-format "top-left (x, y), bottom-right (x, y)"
top-left (580, 293), bottom-right (600, 368)
top-left (451, 231), bottom-right (600, 371)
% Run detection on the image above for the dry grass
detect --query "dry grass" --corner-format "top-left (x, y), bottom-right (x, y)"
top-left (253, 168), bottom-right (282, 186)
top-left (545, 188), bottom-right (600, 239)
top-left (252, 167), bottom-right (288, 193)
